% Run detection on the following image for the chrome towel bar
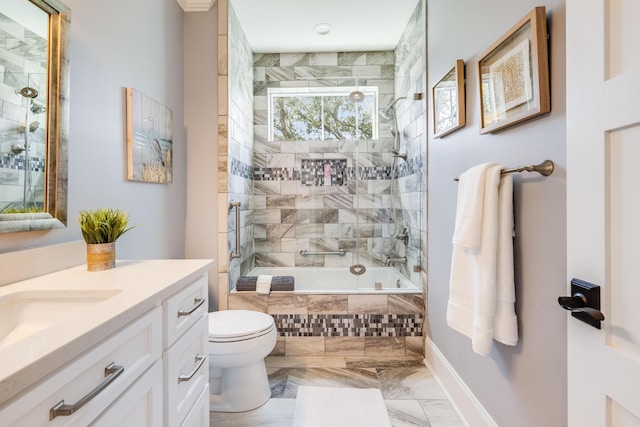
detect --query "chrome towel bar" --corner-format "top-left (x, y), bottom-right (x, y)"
top-left (454, 160), bottom-right (554, 181)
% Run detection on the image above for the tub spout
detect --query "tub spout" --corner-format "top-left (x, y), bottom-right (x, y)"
top-left (384, 256), bottom-right (407, 266)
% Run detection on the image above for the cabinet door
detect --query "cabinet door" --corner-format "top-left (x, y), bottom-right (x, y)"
top-left (180, 384), bottom-right (210, 427)
top-left (164, 314), bottom-right (209, 427)
top-left (91, 361), bottom-right (163, 427)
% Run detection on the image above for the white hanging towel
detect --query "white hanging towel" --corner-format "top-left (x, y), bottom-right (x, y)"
top-left (447, 163), bottom-right (518, 356)
top-left (256, 275), bottom-right (273, 295)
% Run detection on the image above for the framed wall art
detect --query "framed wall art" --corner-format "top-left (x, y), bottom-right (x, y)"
top-left (432, 59), bottom-right (466, 138)
top-left (478, 7), bottom-right (549, 134)
top-left (126, 87), bottom-right (173, 183)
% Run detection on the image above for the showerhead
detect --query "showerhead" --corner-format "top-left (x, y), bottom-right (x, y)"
top-left (378, 97), bottom-right (407, 120)
top-left (379, 108), bottom-right (394, 121)
top-left (31, 103), bottom-right (46, 114)
top-left (29, 121), bottom-right (40, 132)
top-left (349, 90), bottom-right (365, 103)
top-left (17, 86), bottom-right (38, 99)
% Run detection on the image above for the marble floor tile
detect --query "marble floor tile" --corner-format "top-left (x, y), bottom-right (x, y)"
top-left (267, 368), bottom-right (289, 398)
top-left (385, 399), bottom-right (432, 427)
top-left (377, 367), bottom-right (448, 400)
top-left (419, 399), bottom-right (465, 427)
top-left (210, 358), bottom-right (464, 427)
top-left (209, 398), bottom-right (296, 427)
top-left (281, 367), bottom-right (379, 398)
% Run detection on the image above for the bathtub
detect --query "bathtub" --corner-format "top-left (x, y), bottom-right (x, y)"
top-left (228, 266), bottom-right (425, 358)
top-left (245, 266), bottom-right (420, 294)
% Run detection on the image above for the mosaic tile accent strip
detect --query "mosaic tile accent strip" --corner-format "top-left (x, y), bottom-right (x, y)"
top-left (229, 158), bottom-right (424, 182)
top-left (230, 157), bottom-right (253, 179)
top-left (272, 313), bottom-right (423, 337)
top-left (0, 154), bottom-right (45, 172)
top-left (253, 167), bottom-right (299, 181)
top-left (300, 159), bottom-right (347, 186)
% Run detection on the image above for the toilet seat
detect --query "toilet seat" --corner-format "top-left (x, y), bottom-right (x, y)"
top-left (209, 310), bottom-right (275, 343)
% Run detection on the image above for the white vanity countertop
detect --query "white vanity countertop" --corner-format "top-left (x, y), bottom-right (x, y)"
top-left (0, 259), bottom-right (214, 405)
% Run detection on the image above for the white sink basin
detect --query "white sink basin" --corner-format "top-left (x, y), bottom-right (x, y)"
top-left (0, 289), bottom-right (122, 349)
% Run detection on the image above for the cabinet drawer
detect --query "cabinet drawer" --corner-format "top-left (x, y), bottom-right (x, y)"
top-left (1, 307), bottom-right (162, 427)
top-left (90, 360), bottom-right (163, 427)
top-left (163, 275), bottom-right (208, 348)
top-left (180, 383), bottom-right (210, 427)
top-left (164, 314), bottom-right (208, 427)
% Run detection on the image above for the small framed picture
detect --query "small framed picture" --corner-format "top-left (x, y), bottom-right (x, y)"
top-left (478, 7), bottom-right (550, 133)
top-left (125, 87), bottom-right (174, 183)
top-left (432, 59), bottom-right (466, 138)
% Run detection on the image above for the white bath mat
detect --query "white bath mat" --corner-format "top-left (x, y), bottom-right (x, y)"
top-left (293, 386), bottom-right (391, 427)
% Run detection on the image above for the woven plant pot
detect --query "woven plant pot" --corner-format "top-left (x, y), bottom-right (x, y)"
top-left (86, 242), bottom-right (116, 271)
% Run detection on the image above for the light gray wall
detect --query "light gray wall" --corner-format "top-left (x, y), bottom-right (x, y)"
top-left (0, 0), bottom-right (186, 259)
top-left (427, 1), bottom-right (567, 426)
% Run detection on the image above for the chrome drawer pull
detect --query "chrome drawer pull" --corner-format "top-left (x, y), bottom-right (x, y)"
top-left (49, 363), bottom-right (124, 420)
top-left (177, 297), bottom-right (205, 317)
top-left (178, 354), bottom-right (206, 382)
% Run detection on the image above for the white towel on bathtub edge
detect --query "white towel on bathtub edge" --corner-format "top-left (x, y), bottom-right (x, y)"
top-left (256, 275), bottom-right (273, 295)
top-left (447, 163), bottom-right (518, 356)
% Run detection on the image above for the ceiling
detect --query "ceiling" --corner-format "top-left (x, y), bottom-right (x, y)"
top-left (230, 0), bottom-right (420, 53)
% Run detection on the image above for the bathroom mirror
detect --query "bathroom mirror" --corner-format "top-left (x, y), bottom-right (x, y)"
top-left (0, 0), bottom-right (70, 233)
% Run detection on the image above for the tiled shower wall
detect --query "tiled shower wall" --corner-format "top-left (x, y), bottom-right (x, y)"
top-left (218, 1), bottom-right (255, 308)
top-left (250, 50), bottom-right (420, 274)
top-left (0, 12), bottom-right (48, 211)
top-left (393, 1), bottom-right (427, 286)
top-left (218, 0), bottom-right (428, 302)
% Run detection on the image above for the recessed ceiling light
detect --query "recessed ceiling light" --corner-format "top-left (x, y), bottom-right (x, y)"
top-left (314, 23), bottom-right (331, 35)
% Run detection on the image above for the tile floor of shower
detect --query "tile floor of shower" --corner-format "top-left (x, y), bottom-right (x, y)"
top-left (209, 356), bottom-right (465, 427)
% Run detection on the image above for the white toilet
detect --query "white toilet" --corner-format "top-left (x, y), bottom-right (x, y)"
top-left (208, 309), bottom-right (277, 412)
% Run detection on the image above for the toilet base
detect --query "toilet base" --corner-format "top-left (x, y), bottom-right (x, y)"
top-left (209, 359), bottom-right (272, 412)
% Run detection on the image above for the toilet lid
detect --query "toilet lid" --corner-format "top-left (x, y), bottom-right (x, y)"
top-left (208, 309), bottom-right (275, 339)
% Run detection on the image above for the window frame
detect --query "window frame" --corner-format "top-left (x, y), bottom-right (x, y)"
top-left (267, 86), bottom-right (379, 141)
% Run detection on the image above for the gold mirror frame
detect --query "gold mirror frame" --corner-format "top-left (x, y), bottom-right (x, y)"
top-left (0, 0), bottom-right (70, 233)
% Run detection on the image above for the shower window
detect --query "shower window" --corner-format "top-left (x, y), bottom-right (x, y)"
top-left (268, 87), bottom-right (378, 141)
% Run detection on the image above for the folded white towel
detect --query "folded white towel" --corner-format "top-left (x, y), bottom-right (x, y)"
top-left (256, 275), bottom-right (272, 295)
top-left (452, 163), bottom-right (496, 249)
top-left (447, 163), bottom-right (518, 356)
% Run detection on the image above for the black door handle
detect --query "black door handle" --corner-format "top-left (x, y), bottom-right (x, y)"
top-left (558, 293), bottom-right (605, 321)
top-left (558, 279), bottom-right (605, 329)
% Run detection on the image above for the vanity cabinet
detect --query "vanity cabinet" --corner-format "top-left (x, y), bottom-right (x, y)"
top-left (0, 260), bottom-right (212, 427)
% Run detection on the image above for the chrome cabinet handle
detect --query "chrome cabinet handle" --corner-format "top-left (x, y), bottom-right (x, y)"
top-left (49, 363), bottom-right (124, 420)
top-left (178, 354), bottom-right (206, 382)
top-left (177, 297), bottom-right (205, 317)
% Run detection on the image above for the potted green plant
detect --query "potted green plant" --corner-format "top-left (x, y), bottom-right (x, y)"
top-left (77, 208), bottom-right (135, 271)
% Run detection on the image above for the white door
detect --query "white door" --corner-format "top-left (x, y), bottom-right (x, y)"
top-left (567, 0), bottom-right (640, 426)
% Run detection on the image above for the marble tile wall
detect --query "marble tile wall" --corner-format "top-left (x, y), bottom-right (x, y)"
top-left (249, 50), bottom-right (425, 275)
top-left (393, 1), bottom-right (428, 287)
top-left (219, 2), bottom-right (256, 301)
top-left (228, 291), bottom-right (425, 356)
top-left (0, 12), bottom-right (48, 210)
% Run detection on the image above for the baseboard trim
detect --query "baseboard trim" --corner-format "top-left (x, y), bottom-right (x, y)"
top-left (423, 336), bottom-right (498, 427)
